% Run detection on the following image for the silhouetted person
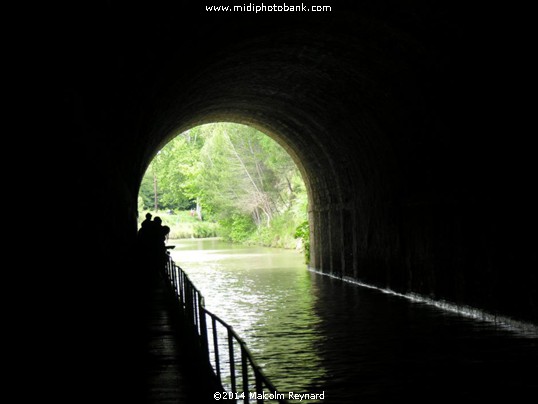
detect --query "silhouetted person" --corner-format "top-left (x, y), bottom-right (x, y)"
top-left (137, 212), bottom-right (153, 247)
top-left (137, 215), bottom-right (171, 276)
top-left (161, 225), bottom-right (171, 244)
top-left (152, 216), bottom-right (162, 229)
top-left (141, 212), bottom-right (152, 228)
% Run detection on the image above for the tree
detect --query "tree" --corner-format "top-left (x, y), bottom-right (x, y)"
top-left (191, 123), bottom-right (308, 240)
top-left (139, 122), bottom-right (309, 249)
top-left (147, 132), bottom-right (202, 211)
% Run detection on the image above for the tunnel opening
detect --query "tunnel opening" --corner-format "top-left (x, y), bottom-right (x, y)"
top-left (137, 121), bottom-right (312, 259)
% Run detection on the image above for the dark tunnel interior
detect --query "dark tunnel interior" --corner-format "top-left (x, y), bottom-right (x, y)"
top-left (33, 1), bottom-right (537, 401)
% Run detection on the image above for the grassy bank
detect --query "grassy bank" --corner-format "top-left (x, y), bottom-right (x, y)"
top-left (245, 211), bottom-right (304, 250)
top-left (214, 210), bottom-right (309, 261)
top-left (138, 211), bottom-right (219, 239)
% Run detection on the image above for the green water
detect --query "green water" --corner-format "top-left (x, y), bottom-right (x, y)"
top-left (169, 238), bottom-right (538, 404)
top-left (170, 238), bottom-right (326, 396)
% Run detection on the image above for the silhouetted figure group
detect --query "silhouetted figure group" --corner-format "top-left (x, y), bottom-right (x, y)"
top-left (137, 213), bottom-right (171, 273)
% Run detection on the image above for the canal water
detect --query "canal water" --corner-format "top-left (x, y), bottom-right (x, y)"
top-left (170, 238), bottom-right (538, 404)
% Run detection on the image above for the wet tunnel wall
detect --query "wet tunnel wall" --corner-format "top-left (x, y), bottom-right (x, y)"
top-left (48, 1), bottom-right (537, 400)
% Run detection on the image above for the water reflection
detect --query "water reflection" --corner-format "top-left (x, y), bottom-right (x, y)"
top-left (310, 273), bottom-right (538, 403)
top-left (171, 238), bottom-right (538, 404)
top-left (170, 238), bottom-right (326, 398)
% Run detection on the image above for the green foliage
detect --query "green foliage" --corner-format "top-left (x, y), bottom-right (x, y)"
top-left (219, 214), bottom-right (257, 243)
top-left (142, 133), bottom-right (201, 211)
top-left (137, 196), bottom-right (145, 214)
top-left (193, 221), bottom-right (219, 238)
top-left (294, 220), bottom-right (311, 264)
top-left (139, 169), bottom-right (158, 210)
top-left (248, 211), bottom-right (300, 248)
top-left (138, 122), bottom-right (310, 259)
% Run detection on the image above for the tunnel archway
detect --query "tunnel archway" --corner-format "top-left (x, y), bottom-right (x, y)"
top-left (138, 108), bottom-right (388, 285)
top-left (54, 8), bottom-right (535, 329)
top-left (46, 3), bottom-right (538, 402)
top-left (110, 16), bottom-right (538, 325)
top-left (131, 26), bottom-right (406, 296)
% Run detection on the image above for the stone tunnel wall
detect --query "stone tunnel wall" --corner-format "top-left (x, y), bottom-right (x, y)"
top-left (41, 3), bottom-right (538, 401)
top-left (55, 0), bottom-right (537, 350)
top-left (137, 18), bottom-right (535, 325)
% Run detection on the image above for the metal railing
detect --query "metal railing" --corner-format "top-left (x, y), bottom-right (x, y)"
top-left (165, 255), bottom-right (288, 404)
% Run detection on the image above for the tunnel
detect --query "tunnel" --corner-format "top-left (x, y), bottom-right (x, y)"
top-left (46, 1), bottom-right (537, 402)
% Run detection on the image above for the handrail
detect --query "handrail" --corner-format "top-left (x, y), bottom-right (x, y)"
top-left (164, 255), bottom-right (288, 404)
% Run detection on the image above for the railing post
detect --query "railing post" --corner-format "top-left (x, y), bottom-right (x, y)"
top-left (199, 301), bottom-right (209, 362)
top-left (255, 369), bottom-right (263, 404)
top-left (172, 265), bottom-right (178, 296)
top-left (177, 266), bottom-right (181, 298)
top-left (193, 290), bottom-right (199, 332)
top-left (228, 328), bottom-right (236, 394)
top-left (178, 267), bottom-right (184, 303)
top-left (212, 317), bottom-right (221, 382)
top-left (185, 282), bottom-right (193, 325)
top-left (241, 345), bottom-right (249, 404)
